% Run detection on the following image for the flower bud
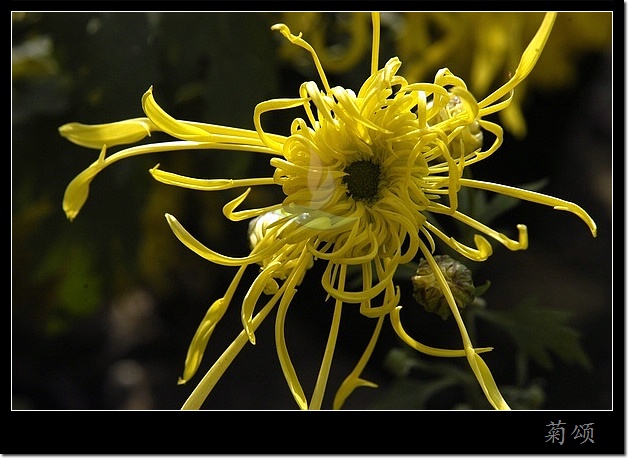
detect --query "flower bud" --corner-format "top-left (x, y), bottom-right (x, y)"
top-left (431, 93), bottom-right (484, 158)
top-left (412, 255), bottom-right (475, 320)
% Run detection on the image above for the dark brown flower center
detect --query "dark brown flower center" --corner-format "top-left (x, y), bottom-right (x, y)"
top-left (343, 160), bottom-right (381, 202)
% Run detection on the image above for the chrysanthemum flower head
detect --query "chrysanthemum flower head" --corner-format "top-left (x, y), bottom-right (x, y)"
top-left (60, 12), bottom-right (596, 410)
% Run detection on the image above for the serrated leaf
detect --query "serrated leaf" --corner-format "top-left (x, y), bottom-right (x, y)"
top-left (477, 297), bottom-right (592, 371)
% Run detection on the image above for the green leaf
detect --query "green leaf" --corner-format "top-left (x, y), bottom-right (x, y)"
top-left (477, 297), bottom-right (592, 371)
top-left (369, 377), bottom-right (461, 409)
top-left (474, 280), bottom-right (491, 297)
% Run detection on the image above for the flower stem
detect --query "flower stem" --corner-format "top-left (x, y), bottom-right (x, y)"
top-left (310, 295), bottom-right (343, 410)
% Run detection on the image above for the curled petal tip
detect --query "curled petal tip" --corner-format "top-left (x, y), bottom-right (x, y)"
top-left (61, 146), bottom-right (108, 221)
top-left (64, 208), bottom-right (78, 222)
top-left (271, 23), bottom-right (302, 41)
top-left (271, 23), bottom-right (290, 34)
top-left (588, 220), bottom-right (598, 237)
top-left (62, 170), bottom-right (93, 221)
top-left (243, 317), bottom-right (257, 345)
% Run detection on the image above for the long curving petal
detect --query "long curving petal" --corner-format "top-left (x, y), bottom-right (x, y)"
top-left (459, 177), bottom-right (597, 236)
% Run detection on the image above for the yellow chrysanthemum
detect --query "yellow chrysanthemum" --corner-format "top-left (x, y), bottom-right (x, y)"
top-left (60, 12), bottom-right (596, 410)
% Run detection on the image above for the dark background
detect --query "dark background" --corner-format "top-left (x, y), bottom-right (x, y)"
top-left (12, 11), bottom-right (615, 418)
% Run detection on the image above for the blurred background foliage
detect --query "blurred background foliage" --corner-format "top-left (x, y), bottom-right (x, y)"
top-left (12, 11), bottom-right (612, 410)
